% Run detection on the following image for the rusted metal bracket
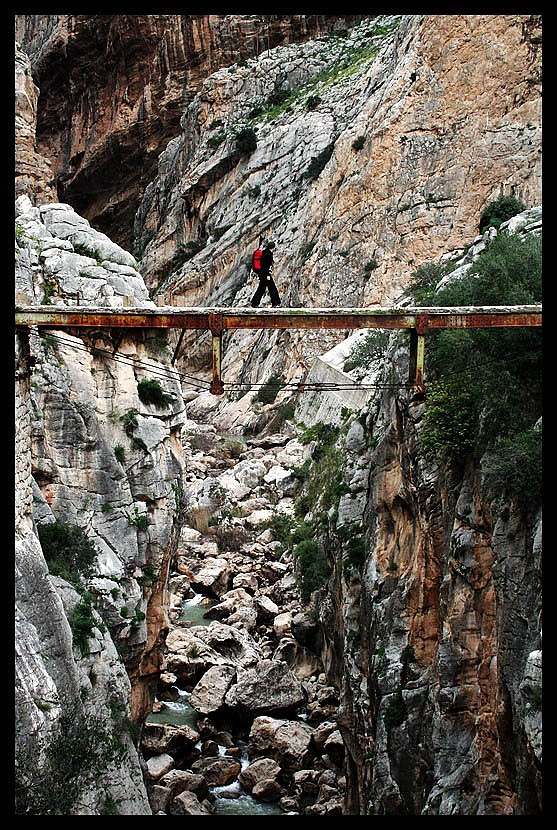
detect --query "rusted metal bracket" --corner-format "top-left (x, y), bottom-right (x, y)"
top-left (408, 314), bottom-right (428, 395)
top-left (208, 312), bottom-right (224, 395)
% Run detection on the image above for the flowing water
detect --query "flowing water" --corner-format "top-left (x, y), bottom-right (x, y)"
top-left (147, 590), bottom-right (287, 815)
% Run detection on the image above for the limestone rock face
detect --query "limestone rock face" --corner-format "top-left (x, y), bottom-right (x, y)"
top-left (311, 214), bottom-right (542, 816)
top-left (15, 14), bottom-right (362, 249)
top-left (15, 198), bottom-right (186, 813)
top-left (15, 42), bottom-right (57, 204)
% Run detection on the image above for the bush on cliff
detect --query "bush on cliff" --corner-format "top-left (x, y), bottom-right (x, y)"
top-left (417, 230), bottom-right (542, 503)
top-left (479, 193), bottom-right (526, 233)
top-left (38, 520), bottom-right (98, 583)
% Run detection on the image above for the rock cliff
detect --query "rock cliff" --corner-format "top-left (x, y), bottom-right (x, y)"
top-left (15, 12), bottom-right (542, 815)
top-left (128, 13), bottom-right (541, 410)
top-left (15, 13), bottom-right (362, 249)
top-left (15, 193), bottom-right (188, 811)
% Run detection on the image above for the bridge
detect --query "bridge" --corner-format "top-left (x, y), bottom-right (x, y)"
top-left (15, 304), bottom-right (542, 396)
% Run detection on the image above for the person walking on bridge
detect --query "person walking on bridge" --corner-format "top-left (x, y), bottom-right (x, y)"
top-left (251, 241), bottom-right (281, 307)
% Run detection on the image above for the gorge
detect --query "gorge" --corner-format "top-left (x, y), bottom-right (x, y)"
top-left (15, 14), bottom-right (542, 815)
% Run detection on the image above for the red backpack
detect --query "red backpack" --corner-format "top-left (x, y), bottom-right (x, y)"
top-left (252, 248), bottom-right (263, 272)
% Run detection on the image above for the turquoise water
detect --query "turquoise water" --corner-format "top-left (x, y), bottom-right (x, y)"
top-left (178, 592), bottom-right (216, 626)
top-left (145, 691), bottom-right (198, 729)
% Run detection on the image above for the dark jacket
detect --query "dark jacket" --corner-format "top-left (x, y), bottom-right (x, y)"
top-left (259, 247), bottom-right (274, 276)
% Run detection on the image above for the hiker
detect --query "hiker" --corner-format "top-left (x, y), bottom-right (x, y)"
top-left (251, 241), bottom-right (281, 307)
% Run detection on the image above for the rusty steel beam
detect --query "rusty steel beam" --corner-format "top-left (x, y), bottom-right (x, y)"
top-left (14, 305), bottom-right (542, 331)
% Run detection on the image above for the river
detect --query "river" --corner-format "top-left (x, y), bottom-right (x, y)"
top-left (145, 591), bottom-right (287, 815)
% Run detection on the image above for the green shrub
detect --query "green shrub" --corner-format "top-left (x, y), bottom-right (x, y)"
top-left (235, 127), bottom-right (257, 155)
top-left (137, 378), bottom-right (174, 408)
top-left (127, 508), bottom-right (148, 530)
top-left (303, 142), bottom-right (335, 180)
top-left (298, 422), bottom-right (339, 459)
top-left (409, 260), bottom-right (450, 304)
top-left (267, 88), bottom-right (291, 108)
top-left (419, 231), bottom-right (542, 472)
top-left (256, 373), bottom-right (284, 404)
top-left (15, 707), bottom-right (126, 815)
top-left (137, 562), bottom-right (158, 586)
top-left (38, 520), bottom-right (98, 582)
top-left (294, 538), bottom-right (330, 602)
top-left (479, 193), bottom-right (526, 233)
top-left (344, 330), bottom-right (389, 378)
top-left (306, 95), bottom-right (322, 111)
top-left (338, 524), bottom-right (366, 571)
top-left (132, 436), bottom-right (148, 453)
top-left (483, 428), bottom-right (542, 510)
top-left (207, 131), bottom-right (226, 149)
top-left (262, 513), bottom-right (296, 547)
top-left (120, 409), bottom-right (138, 436)
top-left (383, 688), bottom-right (406, 730)
top-left (114, 444), bottom-right (126, 463)
top-left (69, 592), bottom-right (104, 655)
top-left (420, 380), bottom-right (478, 463)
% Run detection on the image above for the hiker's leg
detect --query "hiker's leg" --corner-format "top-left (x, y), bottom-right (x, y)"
top-left (251, 279), bottom-right (265, 307)
top-left (268, 278), bottom-right (281, 306)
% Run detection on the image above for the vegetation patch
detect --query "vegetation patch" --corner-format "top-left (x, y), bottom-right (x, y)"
top-left (383, 688), bottom-right (406, 731)
top-left (415, 228), bottom-right (541, 512)
top-left (137, 377), bottom-right (174, 408)
top-left (38, 520), bottom-right (98, 583)
top-left (15, 707), bottom-right (127, 815)
top-left (344, 330), bottom-right (389, 378)
top-left (294, 538), bottom-right (330, 603)
top-left (303, 142), bottom-right (335, 181)
top-left (479, 193), bottom-right (526, 233)
top-left (256, 373), bottom-right (284, 404)
top-left (69, 592), bottom-right (105, 655)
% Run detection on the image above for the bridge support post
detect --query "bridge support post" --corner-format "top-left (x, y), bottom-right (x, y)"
top-left (408, 315), bottom-right (428, 395)
top-left (209, 313), bottom-right (224, 395)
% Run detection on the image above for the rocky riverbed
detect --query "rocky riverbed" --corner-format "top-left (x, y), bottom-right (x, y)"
top-left (139, 417), bottom-right (345, 815)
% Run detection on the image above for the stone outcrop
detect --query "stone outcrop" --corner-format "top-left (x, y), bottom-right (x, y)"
top-left (15, 14), bottom-right (362, 249)
top-left (15, 43), bottom-right (57, 204)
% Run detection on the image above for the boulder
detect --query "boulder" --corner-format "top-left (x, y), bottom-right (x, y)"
top-left (185, 556), bottom-right (232, 597)
top-left (141, 722), bottom-right (200, 760)
top-left (238, 757), bottom-right (282, 792)
top-left (248, 716), bottom-right (315, 773)
top-left (273, 611), bottom-right (292, 638)
top-left (148, 784), bottom-right (172, 813)
top-left (146, 753), bottom-right (174, 780)
top-left (191, 755), bottom-right (241, 786)
top-left (224, 660), bottom-right (306, 715)
top-left (159, 769), bottom-right (209, 800)
top-left (169, 790), bottom-right (213, 815)
top-left (252, 778), bottom-right (285, 802)
top-left (190, 664), bottom-right (237, 715)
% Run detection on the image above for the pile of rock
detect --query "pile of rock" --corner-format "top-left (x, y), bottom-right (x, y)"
top-left (139, 421), bottom-right (346, 814)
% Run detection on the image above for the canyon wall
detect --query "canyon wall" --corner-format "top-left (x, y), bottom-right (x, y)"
top-left (314, 292), bottom-right (542, 814)
top-left (15, 14), bottom-right (362, 249)
top-left (15, 13), bottom-right (542, 815)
